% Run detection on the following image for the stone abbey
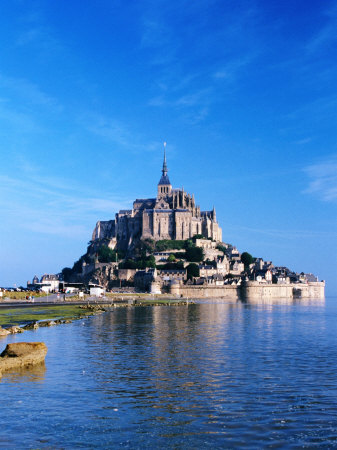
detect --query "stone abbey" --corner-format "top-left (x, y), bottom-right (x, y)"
top-left (92, 149), bottom-right (222, 250)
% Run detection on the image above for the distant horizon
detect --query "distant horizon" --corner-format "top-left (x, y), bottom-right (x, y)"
top-left (1, 0), bottom-right (336, 295)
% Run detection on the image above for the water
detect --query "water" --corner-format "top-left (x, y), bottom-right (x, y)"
top-left (1, 297), bottom-right (336, 448)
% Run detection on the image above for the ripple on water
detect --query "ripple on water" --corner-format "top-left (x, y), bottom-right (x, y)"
top-left (0, 298), bottom-right (336, 448)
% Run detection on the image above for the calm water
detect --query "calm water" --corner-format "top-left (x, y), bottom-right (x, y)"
top-left (1, 297), bottom-right (336, 449)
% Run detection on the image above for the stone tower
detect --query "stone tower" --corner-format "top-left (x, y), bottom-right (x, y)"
top-left (157, 145), bottom-right (172, 198)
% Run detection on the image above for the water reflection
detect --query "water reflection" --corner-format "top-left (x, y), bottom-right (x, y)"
top-left (1, 362), bottom-right (46, 383)
top-left (0, 298), bottom-right (336, 448)
top-left (240, 297), bottom-right (325, 306)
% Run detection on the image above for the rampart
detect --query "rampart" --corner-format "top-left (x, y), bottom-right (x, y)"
top-left (170, 284), bottom-right (240, 299)
top-left (170, 281), bottom-right (325, 300)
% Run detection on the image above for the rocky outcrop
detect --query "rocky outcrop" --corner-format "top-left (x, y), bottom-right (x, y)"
top-left (23, 322), bottom-right (39, 330)
top-left (39, 320), bottom-right (56, 327)
top-left (0, 327), bottom-right (10, 337)
top-left (0, 342), bottom-right (48, 377)
top-left (89, 265), bottom-right (117, 289)
top-left (92, 220), bottom-right (116, 242)
top-left (6, 326), bottom-right (24, 334)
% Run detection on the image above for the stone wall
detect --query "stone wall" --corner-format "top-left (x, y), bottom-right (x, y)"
top-left (293, 282), bottom-right (325, 299)
top-left (170, 284), bottom-right (240, 299)
top-left (118, 269), bottom-right (137, 281)
top-left (170, 281), bottom-right (325, 300)
top-left (241, 282), bottom-right (293, 300)
top-left (242, 281), bottom-right (325, 299)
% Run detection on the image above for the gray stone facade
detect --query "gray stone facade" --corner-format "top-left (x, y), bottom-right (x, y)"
top-left (91, 150), bottom-right (222, 251)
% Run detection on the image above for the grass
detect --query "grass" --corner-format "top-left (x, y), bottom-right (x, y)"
top-left (105, 292), bottom-right (177, 299)
top-left (0, 305), bottom-right (92, 327)
top-left (1, 291), bottom-right (48, 300)
top-left (0, 299), bottom-right (190, 327)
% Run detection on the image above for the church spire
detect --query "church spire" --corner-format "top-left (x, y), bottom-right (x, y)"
top-left (162, 142), bottom-right (168, 176)
top-left (157, 142), bottom-right (172, 197)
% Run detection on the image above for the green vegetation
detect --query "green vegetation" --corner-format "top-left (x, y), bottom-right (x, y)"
top-left (167, 254), bottom-right (176, 262)
top-left (192, 234), bottom-right (205, 240)
top-left (119, 255), bottom-right (156, 270)
top-left (156, 261), bottom-right (185, 270)
top-left (1, 291), bottom-right (48, 300)
top-left (97, 245), bottom-right (124, 263)
top-left (155, 240), bottom-right (186, 251)
top-left (61, 267), bottom-right (73, 281)
top-left (72, 254), bottom-right (91, 273)
top-left (132, 239), bottom-right (155, 259)
top-left (0, 305), bottom-right (91, 327)
top-left (241, 252), bottom-right (254, 270)
top-left (185, 245), bottom-right (204, 262)
top-left (62, 253), bottom-right (91, 280)
top-left (216, 244), bottom-right (227, 253)
top-left (225, 273), bottom-right (235, 279)
top-left (62, 246), bottom-right (126, 280)
top-left (186, 263), bottom-right (200, 279)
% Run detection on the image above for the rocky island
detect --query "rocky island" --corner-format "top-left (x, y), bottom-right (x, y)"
top-left (29, 150), bottom-right (325, 300)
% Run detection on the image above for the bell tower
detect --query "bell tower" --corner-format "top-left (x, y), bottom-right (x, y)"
top-left (157, 143), bottom-right (172, 198)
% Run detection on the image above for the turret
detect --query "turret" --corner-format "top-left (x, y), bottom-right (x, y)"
top-left (212, 206), bottom-right (216, 221)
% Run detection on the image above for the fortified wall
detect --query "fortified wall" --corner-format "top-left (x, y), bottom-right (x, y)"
top-left (170, 284), bottom-right (240, 300)
top-left (170, 281), bottom-right (325, 300)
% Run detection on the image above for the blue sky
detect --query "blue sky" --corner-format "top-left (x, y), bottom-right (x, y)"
top-left (0, 0), bottom-right (336, 295)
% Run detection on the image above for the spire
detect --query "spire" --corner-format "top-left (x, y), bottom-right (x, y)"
top-left (162, 142), bottom-right (167, 175)
top-left (158, 142), bottom-right (171, 189)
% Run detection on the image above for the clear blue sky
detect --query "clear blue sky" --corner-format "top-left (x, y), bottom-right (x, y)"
top-left (0, 0), bottom-right (336, 295)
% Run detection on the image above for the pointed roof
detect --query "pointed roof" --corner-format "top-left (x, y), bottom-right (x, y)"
top-left (158, 144), bottom-right (171, 185)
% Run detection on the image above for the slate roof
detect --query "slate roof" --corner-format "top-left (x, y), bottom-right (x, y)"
top-left (158, 174), bottom-right (171, 185)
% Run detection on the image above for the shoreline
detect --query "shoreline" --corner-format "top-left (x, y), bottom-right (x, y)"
top-left (0, 298), bottom-right (192, 329)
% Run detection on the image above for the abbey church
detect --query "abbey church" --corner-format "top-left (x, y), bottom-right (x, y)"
top-left (92, 150), bottom-right (222, 250)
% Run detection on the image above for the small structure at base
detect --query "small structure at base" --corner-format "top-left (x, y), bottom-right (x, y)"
top-left (150, 280), bottom-right (162, 294)
top-left (0, 342), bottom-right (48, 377)
top-left (89, 284), bottom-right (105, 297)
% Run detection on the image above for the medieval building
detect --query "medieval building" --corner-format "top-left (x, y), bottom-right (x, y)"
top-left (91, 150), bottom-right (222, 251)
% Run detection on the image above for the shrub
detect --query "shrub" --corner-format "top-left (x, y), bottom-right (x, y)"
top-left (187, 263), bottom-right (200, 280)
top-left (185, 246), bottom-right (204, 262)
top-left (241, 252), bottom-right (254, 269)
top-left (155, 240), bottom-right (186, 251)
top-left (98, 245), bottom-right (118, 263)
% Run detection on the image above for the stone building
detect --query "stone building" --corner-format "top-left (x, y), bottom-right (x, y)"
top-left (91, 150), bottom-right (222, 251)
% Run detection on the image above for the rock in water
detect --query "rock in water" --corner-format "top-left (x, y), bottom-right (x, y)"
top-left (0, 342), bottom-right (48, 377)
top-left (39, 320), bottom-right (56, 327)
top-left (0, 328), bottom-right (10, 337)
top-left (7, 326), bottom-right (24, 334)
top-left (23, 322), bottom-right (39, 330)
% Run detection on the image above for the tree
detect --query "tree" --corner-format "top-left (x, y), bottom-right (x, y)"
top-left (145, 255), bottom-right (156, 268)
top-left (72, 254), bottom-right (91, 273)
top-left (61, 267), bottom-right (72, 282)
top-left (119, 255), bottom-right (156, 270)
top-left (98, 245), bottom-right (117, 263)
top-left (156, 261), bottom-right (184, 270)
top-left (241, 252), bottom-right (254, 269)
top-left (185, 246), bottom-right (204, 262)
top-left (155, 240), bottom-right (185, 251)
top-left (216, 244), bottom-right (227, 254)
top-left (168, 254), bottom-right (176, 262)
top-left (187, 263), bottom-right (199, 280)
top-left (183, 239), bottom-right (194, 250)
top-left (192, 234), bottom-right (204, 241)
